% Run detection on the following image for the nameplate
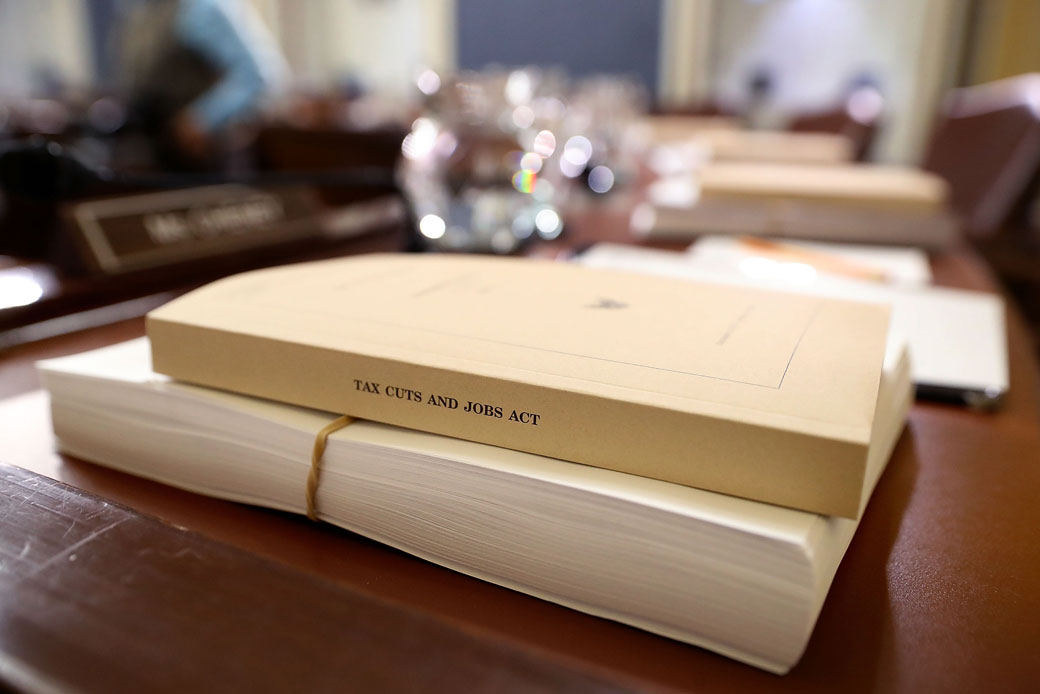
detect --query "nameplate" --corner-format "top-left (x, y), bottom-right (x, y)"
top-left (66, 185), bottom-right (323, 274)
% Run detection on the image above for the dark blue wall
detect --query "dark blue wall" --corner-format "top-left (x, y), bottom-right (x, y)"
top-left (456, 0), bottom-right (661, 89)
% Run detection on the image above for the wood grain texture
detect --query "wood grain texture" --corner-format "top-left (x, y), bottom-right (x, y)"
top-left (0, 465), bottom-right (641, 694)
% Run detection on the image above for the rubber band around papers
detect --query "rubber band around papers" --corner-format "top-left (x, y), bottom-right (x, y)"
top-left (307, 415), bottom-right (354, 521)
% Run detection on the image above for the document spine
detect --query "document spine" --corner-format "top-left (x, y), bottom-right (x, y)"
top-left (148, 317), bottom-right (867, 518)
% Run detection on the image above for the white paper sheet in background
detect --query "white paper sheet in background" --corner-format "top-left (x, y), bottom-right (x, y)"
top-left (577, 242), bottom-right (1008, 407)
top-left (686, 236), bottom-right (933, 286)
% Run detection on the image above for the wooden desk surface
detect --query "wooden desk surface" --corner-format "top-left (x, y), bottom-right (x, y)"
top-left (0, 464), bottom-right (640, 694)
top-left (1, 236), bottom-right (1039, 692)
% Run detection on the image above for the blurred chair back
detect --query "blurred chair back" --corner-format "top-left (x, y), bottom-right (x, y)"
top-left (788, 86), bottom-right (883, 161)
top-left (922, 74), bottom-right (1040, 239)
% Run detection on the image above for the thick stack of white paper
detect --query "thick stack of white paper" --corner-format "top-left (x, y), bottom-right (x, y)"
top-left (39, 338), bottom-right (910, 674)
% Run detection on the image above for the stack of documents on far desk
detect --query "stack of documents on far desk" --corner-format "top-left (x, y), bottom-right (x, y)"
top-left (639, 163), bottom-right (958, 248)
top-left (40, 337), bottom-right (909, 675)
top-left (637, 119), bottom-right (852, 166)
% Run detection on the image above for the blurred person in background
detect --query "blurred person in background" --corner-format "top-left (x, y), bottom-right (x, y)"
top-left (116, 0), bottom-right (286, 169)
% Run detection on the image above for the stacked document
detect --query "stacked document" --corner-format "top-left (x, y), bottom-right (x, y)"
top-left (145, 255), bottom-right (893, 519)
top-left (39, 337), bottom-right (911, 674)
top-left (639, 163), bottom-right (958, 248)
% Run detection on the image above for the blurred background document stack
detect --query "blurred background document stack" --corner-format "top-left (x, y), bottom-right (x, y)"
top-left (640, 163), bottom-right (958, 248)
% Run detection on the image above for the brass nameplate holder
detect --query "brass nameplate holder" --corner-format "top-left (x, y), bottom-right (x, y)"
top-left (66, 185), bottom-right (323, 274)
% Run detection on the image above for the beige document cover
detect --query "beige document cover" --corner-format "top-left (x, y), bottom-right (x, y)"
top-left (697, 162), bottom-right (949, 211)
top-left (147, 254), bottom-right (890, 517)
top-left (696, 130), bottom-right (855, 164)
top-left (642, 164), bottom-right (956, 247)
